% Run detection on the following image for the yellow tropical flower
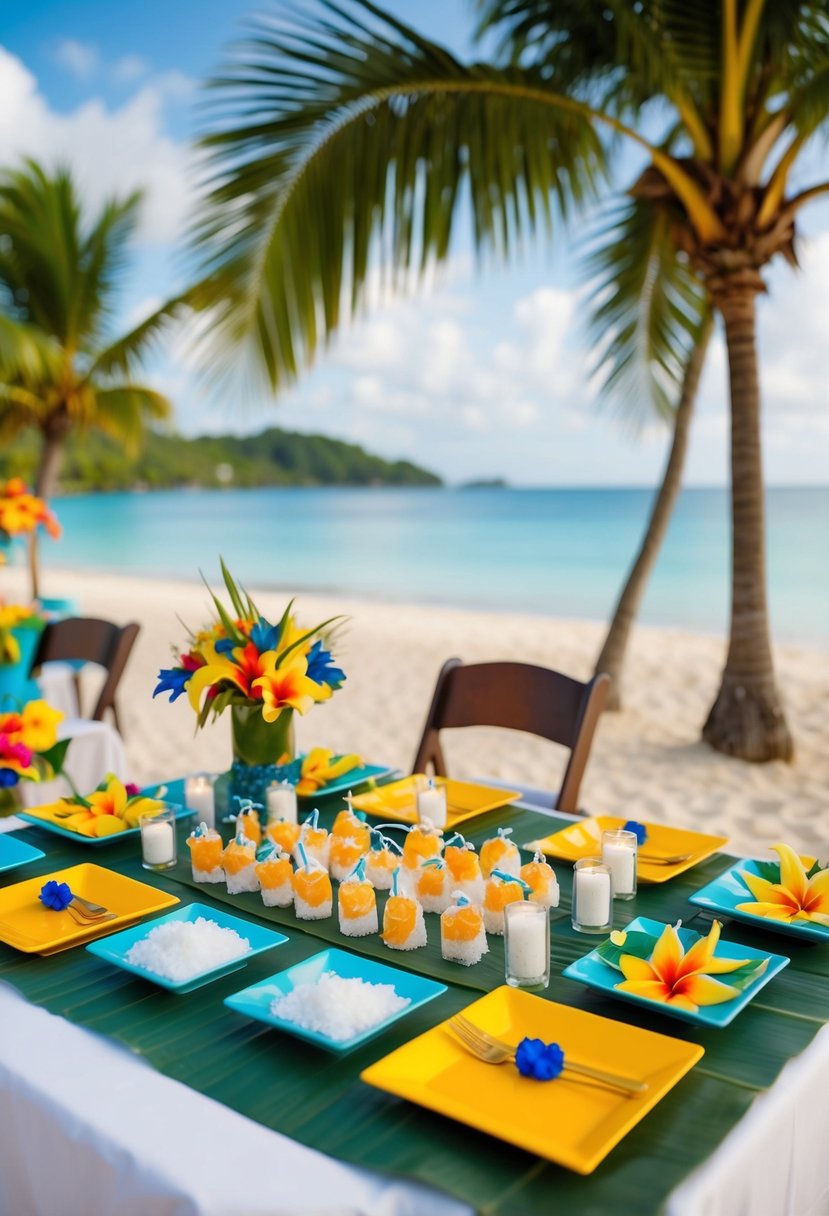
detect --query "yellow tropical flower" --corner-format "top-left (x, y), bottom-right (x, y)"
top-left (251, 652), bottom-right (324, 722)
top-left (296, 747), bottom-right (363, 795)
top-left (18, 699), bottom-right (63, 752)
top-left (736, 843), bottom-right (829, 927)
top-left (615, 920), bottom-right (752, 1012)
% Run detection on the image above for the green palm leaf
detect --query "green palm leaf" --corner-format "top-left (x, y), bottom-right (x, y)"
top-left (194, 0), bottom-right (604, 390)
top-left (91, 387), bottom-right (172, 450)
top-left (582, 198), bottom-right (709, 422)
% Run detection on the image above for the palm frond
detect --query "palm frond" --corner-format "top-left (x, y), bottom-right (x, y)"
top-left (90, 386), bottom-right (173, 452)
top-left (0, 315), bottom-right (61, 384)
top-left (87, 293), bottom-right (194, 380)
top-left (193, 0), bottom-right (605, 392)
top-left (581, 198), bottom-right (709, 424)
top-left (75, 191), bottom-right (143, 351)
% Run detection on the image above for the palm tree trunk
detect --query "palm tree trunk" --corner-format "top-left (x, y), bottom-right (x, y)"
top-left (702, 282), bottom-right (793, 762)
top-left (594, 317), bottom-right (712, 709)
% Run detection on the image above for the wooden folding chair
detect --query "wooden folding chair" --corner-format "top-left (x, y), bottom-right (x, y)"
top-left (31, 617), bottom-right (140, 735)
top-left (412, 658), bottom-right (610, 814)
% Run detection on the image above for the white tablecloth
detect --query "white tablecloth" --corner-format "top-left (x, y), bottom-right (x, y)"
top-left (17, 717), bottom-right (127, 810)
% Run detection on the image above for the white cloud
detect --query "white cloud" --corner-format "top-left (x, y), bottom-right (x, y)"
top-left (0, 47), bottom-right (194, 245)
top-left (53, 38), bottom-right (98, 79)
top-left (111, 55), bottom-right (148, 85)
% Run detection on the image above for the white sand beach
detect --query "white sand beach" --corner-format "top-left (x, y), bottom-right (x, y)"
top-left (9, 566), bottom-right (829, 858)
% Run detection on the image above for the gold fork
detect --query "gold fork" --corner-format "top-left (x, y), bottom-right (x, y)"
top-left (638, 852), bottom-right (693, 866)
top-left (448, 1015), bottom-right (648, 1096)
top-left (65, 901), bottom-right (116, 926)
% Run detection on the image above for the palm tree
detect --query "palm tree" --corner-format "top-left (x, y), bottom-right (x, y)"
top-left (0, 160), bottom-right (183, 504)
top-left (584, 200), bottom-right (712, 709)
top-left (194, 0), bottom-right (829, 761)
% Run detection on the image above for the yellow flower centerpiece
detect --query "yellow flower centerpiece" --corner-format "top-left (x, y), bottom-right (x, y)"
top-left (154, 562), bottom-right (346, 805)
top-left (0, 699), bottom-right (66, 813)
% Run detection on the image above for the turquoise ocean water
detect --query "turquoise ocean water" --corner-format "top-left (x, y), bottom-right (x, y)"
top-left (36, 487), bottom-right (828, 645)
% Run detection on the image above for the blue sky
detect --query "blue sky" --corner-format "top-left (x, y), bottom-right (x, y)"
top-left (1, 1), bottom-right (828, 485)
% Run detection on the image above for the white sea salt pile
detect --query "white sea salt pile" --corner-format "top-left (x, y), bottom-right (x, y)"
top-left (125, 917), bottom-right (250, 982)
top-left (270, 971), bottom-right (409, 1041)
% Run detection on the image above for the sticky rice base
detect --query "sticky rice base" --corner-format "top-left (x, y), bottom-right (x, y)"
top-left (383, 904), bottom-right (427, 950)
top-left (226, 865), bottom-right (260, 894)
top-left (330, 860), bottom-right (364, 883)
top-left (441, 928), bottom-right (489, 966)
top-left (338, 908), bottom-right (379, 937)
top-left (418, 889), bottom-right (453, 914)
top-left (366, 865), bottom-right (394, 890)
top-left (294, 842), bottom-right (330, 870)
top-left (457, 876), bottom-right (485, 905)
top-left (295, 894), bottom-right (333, 920)
top-left (483, 908), bottom-right (507, 936)
top-left (192, 866), bottom-right (225, 884)
top-left (261, 882), bottom-right (294, 908)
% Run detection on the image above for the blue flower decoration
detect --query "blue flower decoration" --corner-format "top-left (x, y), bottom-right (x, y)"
top-left (623, 820), bottom-right (648, 845)
top-left (214, 637), bottom-right (237, 655)
top-left (250, 617), bottom-right (279, 653)
top-left (0, 767), bottom-right (20, 788)
top-left (39, 880), bottom-right (73, 911)
top-left (306, 640), bottom-right (346, 689)
top-left (515, 1037), bottom-right (565, 1081)
top-left (153, 667), bottom-right (192, 702)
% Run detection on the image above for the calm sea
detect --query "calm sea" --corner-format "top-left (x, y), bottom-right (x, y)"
top-left (38, 487), bottom-right (828, 645)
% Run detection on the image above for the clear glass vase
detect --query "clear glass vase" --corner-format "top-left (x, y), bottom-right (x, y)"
top-left (228, 704), bottom-right (295, 810)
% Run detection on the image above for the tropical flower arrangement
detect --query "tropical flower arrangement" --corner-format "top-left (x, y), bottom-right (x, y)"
top-left (0, 699), bottom-right (66, 791)
top-left (735, 843), bottom-right (829, 927)
top-left (154, 562), bottom-right (346, 801)
top-left (24, 772), bottom-right (167, 839)
top-left (597, 919), bottom-right (769, 1013)
top-left (0, 478), bottom-right (61, 544)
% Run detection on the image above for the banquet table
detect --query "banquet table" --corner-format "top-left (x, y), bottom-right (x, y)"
top-left (0, 791), bottom-right (827, 1216)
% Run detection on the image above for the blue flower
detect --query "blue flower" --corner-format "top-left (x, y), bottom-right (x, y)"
top-left (0, 767), bottom-right (20, 787)
top-left (153, 667), bottom-right (192, 702)
top-left (214, 637), bottom-right (237, 655)
top-left (306, 640), bottom-right (346, 688)
top-left (515, 1037), bottom-right (565, 1081)
top-left (623, 820), bottom-right (648, 845)
top-left (39, 880), bottom-right (73, 911)
top-left (250, 617), bottom-right (279, 653)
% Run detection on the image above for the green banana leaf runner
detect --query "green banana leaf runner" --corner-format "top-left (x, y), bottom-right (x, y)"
top-left (2, 798), bottom-right (826, 1215)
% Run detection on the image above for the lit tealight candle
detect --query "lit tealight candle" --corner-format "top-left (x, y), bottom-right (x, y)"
top-left (185, 774), bottom-right (216, 829)
top-left (266, 781), bottom-right (298, 825)
top-left (572, 858), bottom-right (612, 933)
top-left (601, 828), bottom-right (638, 900)
top-left (416, 778), bottom-right (447, 829)
top-left (140, 808), bottom-right (177, 870)
top-left (504, 900), bottom-right (550, 988)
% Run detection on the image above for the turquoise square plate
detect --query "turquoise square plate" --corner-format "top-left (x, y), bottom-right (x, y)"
top-left (225, 947), bottom-right (447, 1053)
top-left (296, 762), bottom-right (394, 801)
top-left (18, 802), bottom-right (191, 847)
top-left (85, 902), bottom-right (288, 992)
top-left (690, 859), bottom-right (829, 943)
top-left (562, 915), bottom-right (789, 1027)
top-left (0, 833), bottom-right (45, 874)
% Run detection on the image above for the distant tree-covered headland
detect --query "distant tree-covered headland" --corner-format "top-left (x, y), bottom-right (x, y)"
top-left (0, 426), bottom-right (442, 492)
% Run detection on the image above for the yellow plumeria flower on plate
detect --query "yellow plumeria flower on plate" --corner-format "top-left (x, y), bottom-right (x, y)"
top-left (615, 920), bottom-right (755, 1013)
top-left (736, 843), bottom-right (829, 927)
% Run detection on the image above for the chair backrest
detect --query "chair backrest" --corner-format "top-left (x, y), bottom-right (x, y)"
top-left (412, 658), bottom-right (610, 814)
top-left (31, 617), bottom-right (140, 723)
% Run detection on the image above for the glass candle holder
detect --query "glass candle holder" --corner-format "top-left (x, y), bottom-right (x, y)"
top-left (571, 857), bottom-right (612, 933)
top-left (504, 900), bottom-right (550, 989)
top-left (416, 780), bottom-right (448, 829)
top-left (140, 806), bottom-right (177, 871)
top-left (185, 773), bottom-right (217, 829)
top-left (266, 780), bottom-right (298, 825)
top-left (601, 828), bottom-right (638, 900)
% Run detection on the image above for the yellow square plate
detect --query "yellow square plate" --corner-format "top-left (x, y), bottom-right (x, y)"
top-left (524, 816), bottom-right (728, 884)
top-left (361, 987), bottom-right (703, 1175)
top-left (0, 863), bottom-right (180, 954)
top-left (351, 776), bottom-right (521, 829)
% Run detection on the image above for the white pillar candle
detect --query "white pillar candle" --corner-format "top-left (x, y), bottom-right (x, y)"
top-left (505, 903), bottom-right (549, 981)
top-left (266, 782), bottom-right (298, 825)
top-left (573, 863), bottom-right (612, 928)
top-left (417, 782), bottom-right (447, 829)
top-left (141, 819), bottom-right (175, 866)
top-left (185, 776), bottom-right (216, 830)
top-left (601, 829), bottom-right (638, 899)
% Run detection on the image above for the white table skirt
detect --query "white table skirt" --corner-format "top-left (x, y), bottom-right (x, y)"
top-left (17, 717), bottom-right (127, 810)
